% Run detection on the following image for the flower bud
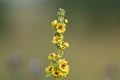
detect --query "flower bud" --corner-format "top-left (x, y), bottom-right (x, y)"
top-left (60, 45), bottom-right (66, 50)
top-left (63, 42), bottom-right (70, 48)
top-left (57, 54), bottom-right (61, 59)
top-left (51, 20), bottom-right (58, 27)
top-left (65, 19), bottom-right (68, 23)
top-left (48, 53), bottom-right (56, 60)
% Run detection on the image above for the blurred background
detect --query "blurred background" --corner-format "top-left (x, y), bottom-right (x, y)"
top-left (0, 0), bottom-right (120, 80)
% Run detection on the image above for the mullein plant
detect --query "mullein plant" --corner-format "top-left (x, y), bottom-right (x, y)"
top-left (45, 8), bottom-right (70, 80)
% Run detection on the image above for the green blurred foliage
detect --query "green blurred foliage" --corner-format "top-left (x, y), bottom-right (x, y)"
top-left (0, 0), bottom-right (120, 80)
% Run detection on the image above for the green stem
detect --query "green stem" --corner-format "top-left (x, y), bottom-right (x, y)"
top-left (58, 50), bottom-right (63, 57)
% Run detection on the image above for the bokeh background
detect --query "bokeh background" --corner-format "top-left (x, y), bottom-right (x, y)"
top-left (0, 0), bottom-right (120, 80)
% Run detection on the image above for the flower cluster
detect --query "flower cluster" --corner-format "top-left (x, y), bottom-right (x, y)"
top-left (45, 8), bottom-right (70, 80)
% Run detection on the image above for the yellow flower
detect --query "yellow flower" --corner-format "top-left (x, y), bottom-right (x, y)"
top-left (63, 42), bottom-right (70, 48)
top-left (51, 20), bottom-right (58, 27)
top-left (59, 59), bottom-right (68, 64)
top-left (48, 53), bottom-right (56, 60)
top-left (59, 59), bottom-right (68, 69)
top-left (56, 23), bottom-right (66, 33)
top-left (45, 65), bottom-right (54, 73)
top-left (62, 65), bottom-right (69, 77)
top-left (59, 59), bottom-right (69, 76)
top-left (59, 44), bottom-right (66, 50)
top-left (65, 19), bottom-right (68, 23)
top-left (52, 35), bottom-right (63, 44)
top-left (52, 70), bottom-right (63, 77)
top-left (59, 42), bottom-right (70, 50)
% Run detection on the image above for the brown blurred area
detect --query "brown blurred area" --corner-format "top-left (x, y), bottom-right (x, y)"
top-left (0, 0), bottom-right (120, 80)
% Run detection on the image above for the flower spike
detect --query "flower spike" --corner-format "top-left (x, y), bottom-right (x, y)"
top-left (45, 8), bottom-right (70, 80)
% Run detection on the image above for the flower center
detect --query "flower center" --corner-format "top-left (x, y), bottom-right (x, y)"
top-left (61, 63), bottom-right (66, 69)
top-left (50, 54), bottom-right (54, 58)
top-left (58, 25), bottom-right (63, 30)
top-left (49, 67), bottom-right (52, 71)
top-left (55, 71), bottom-right (59, 75)
top-left (56, 38), bottom-right (60, 41)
